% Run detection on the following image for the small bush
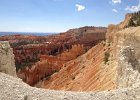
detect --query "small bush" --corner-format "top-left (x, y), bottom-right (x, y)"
top-left (54, 70), bottom-right (59, 73)
top-left (82, 66), bottom-right (85, 69)
top-left (101, 41), bottom-right (106, 46)
top-left (104, 52), bottom-right (110, 64)
top-left (108, 43), bottom-right (111, 47)
top-left (72, 76), bottom-right (75, 80)
top-left (84, 48), bottom-right (88, 53)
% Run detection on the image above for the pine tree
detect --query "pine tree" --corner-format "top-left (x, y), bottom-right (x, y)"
top-left (128, 11), bottom-right (140, 27)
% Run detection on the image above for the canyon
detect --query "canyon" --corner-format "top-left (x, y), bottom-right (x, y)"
top-left (0, 12), bottom-right (140, 100)
top-left (0, 26), bottom-right (106, 85)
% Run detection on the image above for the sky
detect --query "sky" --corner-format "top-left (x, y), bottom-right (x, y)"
top-left (0, 0), bottom-right (140, 32)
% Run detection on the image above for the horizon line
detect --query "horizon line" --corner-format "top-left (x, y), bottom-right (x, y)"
top-left (0, 31), bottom-right (59, 34)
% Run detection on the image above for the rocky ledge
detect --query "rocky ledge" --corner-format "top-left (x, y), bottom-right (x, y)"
top-left (0, 72), bottom-right (140, 100)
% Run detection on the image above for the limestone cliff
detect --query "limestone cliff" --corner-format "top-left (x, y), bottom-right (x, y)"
top-left (115, 27), bottom-right (140, 88)
top-left (0, 41), bottom-right (16, 77)
top-left (105, 15), bottom-right (140, 89)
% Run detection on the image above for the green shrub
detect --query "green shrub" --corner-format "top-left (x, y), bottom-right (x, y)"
top-left (104, 52), bottom-right (110, 64)
top-left (54, 70), bottom-right (59, 73)
top-left (84, 48), bottom-right (88, 53)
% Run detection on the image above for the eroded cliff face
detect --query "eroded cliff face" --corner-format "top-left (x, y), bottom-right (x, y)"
top-left (40, 42), bottom-right (117, 91)
top-left (0, 41), bottom-right (16, 77)
top-left (105, 14), bottom-right (140, 89)
top-left (17, 44), bottom-right (85, 86)
top-left (39, 13), bottom-right (140, 92)
top-left (106, 14), bottom-right (140, 89)
top-left (115, 27), bottom-right (140, 88)
top-left (106, 14), bottom-right (132, 43)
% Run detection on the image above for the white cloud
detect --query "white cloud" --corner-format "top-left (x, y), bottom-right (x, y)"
top-left (112, 9), bottom-right (118, 13)
top-left (112, 0), bottom-right (121, 4)
top-left (75, 4), bottom-right (85, 12)
top-left (125, 3), bottom-right (140, 12)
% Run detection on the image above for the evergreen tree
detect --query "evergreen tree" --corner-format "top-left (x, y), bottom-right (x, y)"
top-left (128, 11), bottom-right (140, 27)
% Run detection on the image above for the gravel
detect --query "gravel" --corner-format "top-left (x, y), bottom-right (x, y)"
top-left (0, 72), bottom-right (140, 100)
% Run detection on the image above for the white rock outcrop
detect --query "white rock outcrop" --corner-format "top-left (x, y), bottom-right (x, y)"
top-left (0, 41), bottom-right (16, 77)
top-left (115, 27), bottom-right (140, 88)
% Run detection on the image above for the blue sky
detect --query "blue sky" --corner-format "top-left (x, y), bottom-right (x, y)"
top-left (0, 0), bottom-right (140, 32)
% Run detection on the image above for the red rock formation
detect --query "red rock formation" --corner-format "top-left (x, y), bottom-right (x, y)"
top-left (0, 26), bottom-right (107, 86)
top-left (40, 43), bottom-right (116, 91)
top-left (17, 44), bottom-right (85, 85)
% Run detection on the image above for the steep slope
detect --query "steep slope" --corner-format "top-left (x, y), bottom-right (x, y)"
top-left (41, 42), bottom-right (117, 91)
top-left (17, 44), bottom-right (85, 85)
top-left (39, 13), bottom-right (140, 92)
